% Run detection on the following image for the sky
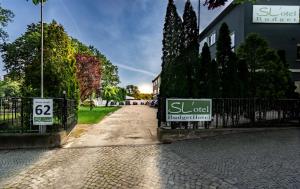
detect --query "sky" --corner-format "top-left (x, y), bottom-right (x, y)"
top-left (0, 0), bottom-right (231, 93)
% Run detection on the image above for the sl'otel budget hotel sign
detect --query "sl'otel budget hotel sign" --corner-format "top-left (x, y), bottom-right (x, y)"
top-left (166, 99), bottom-right (212, 122)
top-left (253, 5), bottom-right (300, 24)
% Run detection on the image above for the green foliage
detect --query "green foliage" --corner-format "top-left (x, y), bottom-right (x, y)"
top-left (199, 43), bottom-right (210, 97)
top-left (182, 0), bottom-right (199, 98)
top-left (216, 23), bottom-right (239, 97)
top-left (0, 4), bottom-right (14, 43)
top-left (208, 59), bottom-right (221, 98)
top-left (70, 40), bottom-right (120, 94)
top-left (237, 33), bottom-right (292, 98)
top-left (205, 0), bottom-right (256, 9)
top-left (277, 50), bottom-right (299, 98)
top-left (116, 87), bottom-right (126, 102)
top-left (88, 46), bottom-right (120, 88)
top-left (102, 85), bottom-right (122, 106)
top-left (126, 85), bottom-right (140, 99)
top-left (236, 59), bottom-right (249, 97)
top-left (0, 78), bottom-right (21, 97)
top-left (160, 0), bottom-right (183, 98)
top-left (29, 0), bottom-right (47, 5)
top-left (1, 21), bottom-right (79, 101)
top-left (138, 93), bottom-right (153, 100)
top-left (200, 42), bottom-right (221, 98)
top-left (160, 0), bottom-right (200, 98)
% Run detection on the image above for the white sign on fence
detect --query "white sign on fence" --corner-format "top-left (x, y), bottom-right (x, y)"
top-left (33, 98), bottom-right (53, 125)
top-left (253, 5), bottom-right (300, 24)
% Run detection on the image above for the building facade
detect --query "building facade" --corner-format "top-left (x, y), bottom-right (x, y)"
top-left (199, 0), bottom-right (300, 93)
top-left (152, 74), bottom-right (161, 97)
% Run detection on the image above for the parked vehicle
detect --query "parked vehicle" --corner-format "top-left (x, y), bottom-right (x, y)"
top-left (125, 101), bottom-right (131, 105)
top-left (133, 102), bottom-right (138, 105)
top-left (150, 100), bottom-right (158, 107)
top-left (119, 102), bottom-right (125, 106)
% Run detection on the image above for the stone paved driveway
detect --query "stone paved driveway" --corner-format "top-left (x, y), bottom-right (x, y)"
top-left (0, 106), bottom-right (299, 188)
top-left (66, 105), bottom-right (159, 148)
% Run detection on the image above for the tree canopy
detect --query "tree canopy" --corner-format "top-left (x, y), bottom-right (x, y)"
top-left (1, 21), bottom-right (79, 100)
top-left (0, 4), bottom-right (14, 43)
top-left (237, 33), bottom-right (293, 98)
top-left (204, 0), bottom-right (256, 9)
top-left (160, 0), bottom-right (183, 98)
top-left (76, 54), bottom-right (101, 102)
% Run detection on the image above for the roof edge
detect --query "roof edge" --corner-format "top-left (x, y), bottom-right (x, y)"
top-left (199, 2), bottom-right (238, 39)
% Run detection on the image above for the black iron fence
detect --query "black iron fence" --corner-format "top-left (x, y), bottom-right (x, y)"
top-left (158, 98), bottom-right (300, 129)
top-left (0, 97), bottom-right (77, 133)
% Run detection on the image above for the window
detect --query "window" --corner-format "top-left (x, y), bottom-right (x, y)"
top-left (297, 44), bottom-right (300, 60)
top-left (230, 32), bottom-right (235, 50)
top-left (208, 32), bottom-right (216, 47)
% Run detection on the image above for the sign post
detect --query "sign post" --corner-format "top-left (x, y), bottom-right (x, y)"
top-left (166, 99), bottom-right (212, 122)
top-left (33, 99), bottom-right (53, 133)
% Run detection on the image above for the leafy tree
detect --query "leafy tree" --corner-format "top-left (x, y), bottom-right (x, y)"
top-left (1, 21), bottom-right (79, 101)
top-left (160, 0), bottom-right (183, 98)
top-left (126, 85), bottom-right (140, 99)
top-left (76, 54), bottom-right (101, 102)
top-left (237, 33), bottom-right (268, 97)
top-left (0, 78), bottom-right (21, 97)
top-left (237, 33), bottom-right (291, 98)
top-left (28, 0), bottom-right (47, 5)
top-left (71, 41), bottom-right (120, 92)
top-left (236, 58), bottom-right (249, 97)
top-left (0, 4), bottom-right (14, 44)
top-left (204, 0), bottom-right (256, 9)
top-left (72, 38), bottom-right (94, 55)
top-left (138, 93), bottom-right (153, 100)
top-left (277, 50), bottom-right (298, 98)
top-left (102, 85), bottom-right (119, 107)
top-left (89, 46), bottom-right (120, 88)
top-left (182, 0), bottom-right (199, 98)
top-left (216, 22), bottom-right (239, 97)
top-left (116, 87), bottom-right (126, 102)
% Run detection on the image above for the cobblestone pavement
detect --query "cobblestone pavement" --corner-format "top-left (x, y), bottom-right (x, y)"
top-left (0, 129), bottom-right (299, 188)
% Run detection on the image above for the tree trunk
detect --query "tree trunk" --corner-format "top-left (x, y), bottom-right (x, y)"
top-left (106, 100), bottom-right (109, 107)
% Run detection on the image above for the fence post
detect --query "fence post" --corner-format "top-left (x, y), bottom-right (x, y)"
top-left (21, 98), bottom-right (24, 133)
top-left (63, 93), bottom-right (67, 130)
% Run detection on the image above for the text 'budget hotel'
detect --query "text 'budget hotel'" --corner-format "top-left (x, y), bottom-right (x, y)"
top-left (199, 0), bottom-right (300, 93)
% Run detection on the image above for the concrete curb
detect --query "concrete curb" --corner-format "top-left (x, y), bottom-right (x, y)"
top-left (0, 131), bottom-right (68, 150)
top-left (158, 127), bottom-right (300, 143)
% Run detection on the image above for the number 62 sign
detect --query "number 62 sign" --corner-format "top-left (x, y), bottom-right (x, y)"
top-left (33, 99), bottom-right (53, 125)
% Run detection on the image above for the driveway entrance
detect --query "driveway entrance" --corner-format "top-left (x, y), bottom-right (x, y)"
top-left (66, 105), bottom-right (159, 148)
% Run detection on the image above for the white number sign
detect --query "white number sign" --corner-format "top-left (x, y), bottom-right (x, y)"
top-left (33, 99), bottom-right (53, 125)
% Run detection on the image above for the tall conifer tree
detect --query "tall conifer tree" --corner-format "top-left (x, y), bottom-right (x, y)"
top-left (160, 0), bottom-right (183, 97)
top-left (199, 42), bottom-right (210, 97)
top-left (182, 0), bottom-right (199, 98)
top-left (216, 22), bottom-right (238, 97)
top-left (208, 59), bottom-right (221, 98)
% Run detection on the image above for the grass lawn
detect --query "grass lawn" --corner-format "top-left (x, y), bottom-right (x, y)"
top-left (78, 106), bottom-right (120, 124)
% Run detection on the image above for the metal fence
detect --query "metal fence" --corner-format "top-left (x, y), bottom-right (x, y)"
top-left (0, 97), bottom-right (77, 133)
top-left (158, 98), bottom-right (300, 129)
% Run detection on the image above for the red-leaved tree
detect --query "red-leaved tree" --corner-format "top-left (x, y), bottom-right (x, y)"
top-left (76, 54), bottom-right (101, 102)
top-left (204, 0), bottom-right (253, 9)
